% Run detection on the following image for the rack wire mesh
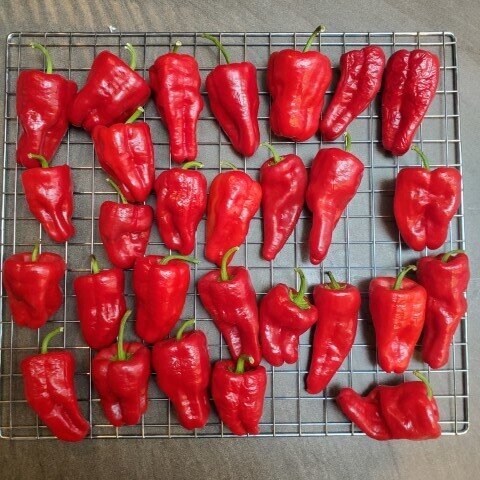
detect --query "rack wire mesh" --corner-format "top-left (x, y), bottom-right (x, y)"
top-left (0, 31), bottom-right (467, 440)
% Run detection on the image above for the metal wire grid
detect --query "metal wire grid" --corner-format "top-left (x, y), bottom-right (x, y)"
top-left (0, 31), bottom-right (467, 440)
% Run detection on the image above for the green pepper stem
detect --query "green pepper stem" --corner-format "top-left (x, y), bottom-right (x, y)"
top-left (124, 43), bottom-right (137, 70)
top-left (344, 132), bottom-right (352, 152)
top-left (106, 178), bottom-right (128, 204)
top-left (202, 33), bottom-right (230, 64)
top-left (125, 106), bottom-right (144, 124)
top-left (325, 271), bottom-right (345, 290)
top-left (176, 319), bottom-right (196, 341)
top-left (41, 327), bottom-right (64, 354)
top-left (413, 370), bottom-right (433, 400)
top-left (393, 265), bottom-right (417, 290)
top-left (289, 268), bottom-right (310, 309)
top-left (172, 40), bottom-right (182, 53)
top-left (302, 25), bottom-right (326, 53)
top-left (260, 141), bottom-right (283, 165)
top-left (220, 246), bottom-right (239, 281)
top-left (160, 254), bottom-right (200, 265)
top-left (182, 161), bottom-right (204, 170)
top-left (411, 146), bottom-right (430, 171)
top-left (27, 153), bottom-right (49, 168)
top-left (30, 43), bottom-right (53, 74)
top-left (220, 161), bottom-right (238, 171)
top-left (116, 310), bottom-right (132, 361)
top-left (31, 242), bottom-right (40, 262)
top-left (90, 254), bottom-right (100, 274)
top-left (235, 354), bottom-right (254, 374)
top-left (441, 249), bottom-right (465, 263)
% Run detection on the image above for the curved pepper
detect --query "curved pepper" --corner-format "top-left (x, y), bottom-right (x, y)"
top-left (155, 161), bottom-right (207, 255)
top-left (92, 310), bottom-right (151, 427)
top-left (259, 143), bottom-right (307, 261)
top-left (267, 26), bottom-right (331, 141)
top-left (16, 43), bottom-right (77, 168)
top-left (152, 320), bottom-right (211, 430)
top-left (149, 41), bottom-right (204, 163)
top-left (259, 268), bottom-right (317, 367)
top-left (320, 46), bottom-right (385, 141)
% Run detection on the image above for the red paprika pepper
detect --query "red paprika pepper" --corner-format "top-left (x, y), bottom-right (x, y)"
top-left (267, 26), bottom-right (331, 141)
top-left (259, 143), bottom-right (307, 261)
top-left (92, 310), bottom-right (151, 427)
top-left (69, 44), bottom-right (150, 132)
top-left (3, 243), bottom-right (65, 329)
top-left (417, 250), bottom-right (470, 369)
top-left (22, 154), bottom-right (75, 243)
top-left (306, 134), bottom-right (364, 265)
top-left (155, 161), bottom-right (207, 255)
top-left (198, 247), bottom-right (262, 366)
top-left (369, 265), bottom-right (427, 374)
top-left (99, 179), bottom-right (153, 269)
top-left (21, 327), bottom-right (90, 442)
top-left (320, 46), bottom-right (385, 141)
top-left (382, 49), bottom-right (440, 156)
top-left (16, 43), bottom-right (77, 168)
top-left (202, 34), bottom-right (259, 157)
top-left (212, 355), bottom-right (266, 436)
top-left (149, 41), bottom-right (204, 163)
top-left (337, 371), bottom-right (441, 440)
top-left (133, 254), bottom-right (199, 344)
top-left (73, 255), bottom-right (126, 350)
top-left (152, 320), bottom-right (211, 430)
top-left (306, 272), bottom-right (360, 394)
top-left (205, 162), bottom-right (262, 266)
top-left (259, 268), bottom-right (317, 367)
top-left (394, 146), bottom-right (461, 251)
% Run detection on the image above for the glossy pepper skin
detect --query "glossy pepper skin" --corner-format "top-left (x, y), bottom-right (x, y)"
top-left (133, 254), bottom-right (198, 344)
top-left (152, 320), bottom-right (211, 430)
top-left (306, 272), bottom-right (360, 394)
top-left (320, 46), bottom-right (385, 141)
top-left (267, 26), bottom-right (331, 141)
top-left (17, 43), bottom-right (77, 169)
top-left (306, 135), bottom-right (364, 265)
top-left (73, 255), bottom-right (126, 350)
top-left (337, 372), bottom-right (441, 441)
top-left (155, 161), bottom-right (207, 255)
top-left (370, 266), bottom-right (427, 374)
top-left (203, 34), bottom-right (259, 157)
top-left (259, 268), bottom-right (317, 367)
top-left (69, 44), bottom-right (150, 132)
top-left (92, 311), bottom-right (151, 427)
top-left (259, 143), bottom-right (307, 261)
top-left (205, 165), bottom-right (261, 266)
top-left (149, 41), bottom-right (204, 163)
top-left (3, 244), bottom-right (65, 329)
top-left (212, 355), bottom-right (267, 436)
top-left (198, 247), bottom-right (262, 366)
top-left (394, 146), bottom-right (461, 251)
top-left (22, 154), bottom-right (75, 243)
top-left (417, 250), bottom-right (470, 369)
top-left (21, 327), bottom-right (90, 442)
top-left (382, 49), bottom-right (440, 156)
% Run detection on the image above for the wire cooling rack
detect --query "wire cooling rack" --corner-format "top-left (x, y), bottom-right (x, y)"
top-left (0, 31), bottom-right (467, 440)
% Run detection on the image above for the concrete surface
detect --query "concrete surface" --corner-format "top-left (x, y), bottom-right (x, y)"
top-left (0, 1), bottom-right (479, 479)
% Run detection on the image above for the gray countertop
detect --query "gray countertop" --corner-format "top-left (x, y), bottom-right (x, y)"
top-left (1, 1), bottom-right (479, 478)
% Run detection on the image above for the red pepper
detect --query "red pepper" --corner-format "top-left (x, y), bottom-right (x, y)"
top-left (99, 179), bottom-right (153, 269)
top-left (69, 44), bottom-right (150, 132)
top-left (149, 41), bottom-right (204, 163)
top-left (133, 254), bottom-right (199, 344)
top-left (417, 250), bottom-right (470, 369)
top-left (259, 143), bottom-right (307, 261)
top-left (21, 327), bottom-right (90, 442)
top-left (337, 371), bottom-right (441, 440)
top-left (73, 255), bottom-right (126, 350)
top-left (22, 154), bottom-right (75, 243)
top-left (306, 134), bottom-right (364, 265)
top-left (394, 146), bottom-right (461, 251)
top-left (202, 34), bottom-right (259, 157)
top-left (382, 49), bottom-right (440, 156)
top-left (16, 43), bottom-right (77, 169)
top-left (306, 272), bottom-right (360, 394)
top-left (155, 161), bottom-right (207, 255)
top-left (92, 311), bottom-right (151, 427)
top-left (369, 265), bottom-right (427, 374)
top-left (320, 46), bottom-right (385, 141)
top-left (267, 26), bottom-right (331, 141)
top-left (92, 107), bottom-right (155, 203)
top-left (198, 247), bottom-right (262, 366)
top-left (152, 320), bottom-right (211, 430)
top-left (205, 162), bottom-right (262, 266)
top-left (259, 268), bottom-right (317, 367)
top-left (211, 355), bottom-right (266, 436)
top-left (3, 243), bottom-right (65, 329)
